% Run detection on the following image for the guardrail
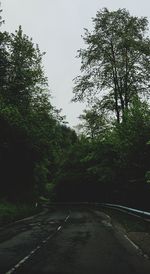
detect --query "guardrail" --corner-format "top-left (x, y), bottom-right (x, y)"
top-left (46, 201), bottom-right (150, 220)
top-left (100, 203), bottom-right (150, 220)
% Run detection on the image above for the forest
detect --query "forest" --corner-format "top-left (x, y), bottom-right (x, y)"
top-left (0, 7), bottom-right (150, 222)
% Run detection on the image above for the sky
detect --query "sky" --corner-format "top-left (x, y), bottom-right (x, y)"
top-left (1, 0), bottom-right (150, 128)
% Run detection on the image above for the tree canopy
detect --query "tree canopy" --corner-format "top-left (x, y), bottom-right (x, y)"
top-left (73, 8), bottom-right (150, 123)
top-left (1, 6), bottom-right (150, 212)
top-left (0, 11), bottom-right (77, 203)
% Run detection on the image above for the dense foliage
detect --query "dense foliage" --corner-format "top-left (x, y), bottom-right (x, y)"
top-left (0, 10), bottom-right (77, 204)
top-left (1, 6), bottom-right (150, 214)
top-left (54, 9), bottom-right (150, 210)
top-left (54, 100), bottom-right (150, 209)
top-left (73, 8), bottom-right (150, 123)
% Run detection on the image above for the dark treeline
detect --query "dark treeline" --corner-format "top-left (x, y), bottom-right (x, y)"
top-left (1, 7), bottom-right (150, 211)
top-left (0, 8), bottom-right (77, 204)
top-left (55, 100), bottom-right (150, 209)
top-left (54, 8), bottom-right (150, 210)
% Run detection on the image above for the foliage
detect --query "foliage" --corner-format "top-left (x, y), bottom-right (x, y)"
top-left (0, 11), bottom-right (78, 204)
top-left (54, 99), bottom-right (150, 207)
top-left (73, 8), bottom-right (150, 123)
top-left (0, 26), bottom-right (48, 112)
top-left (77, 104), bottom-right (110, 139)
top-left (1, 5), bottom-right (150, 213)
top-left (0, 200), bottom-right (39, 225)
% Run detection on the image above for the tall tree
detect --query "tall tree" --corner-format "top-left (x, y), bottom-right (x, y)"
top-left (0, 18), bottom-right (52, 201)
top-left (73, 8), bottom-right (150, 123)
top-left (4, 26), bottom-right (48, 112)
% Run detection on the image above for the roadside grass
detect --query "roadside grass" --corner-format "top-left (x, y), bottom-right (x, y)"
top-left (0, 200), bottom-right (39, 226)
top-left (99, 206), bottom-right (150, 233)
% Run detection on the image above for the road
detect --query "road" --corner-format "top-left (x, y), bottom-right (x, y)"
top-left (0, 206), bottom-right (150, 274)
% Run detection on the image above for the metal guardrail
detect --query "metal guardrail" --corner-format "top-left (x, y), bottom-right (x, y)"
top-left (47, 201), bottom-right (150, 220)
top-left (100, 203), bottom-right (150, 220)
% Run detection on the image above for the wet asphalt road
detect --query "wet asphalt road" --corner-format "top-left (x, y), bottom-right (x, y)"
top-left (0, 207), bottom-right (150, 274)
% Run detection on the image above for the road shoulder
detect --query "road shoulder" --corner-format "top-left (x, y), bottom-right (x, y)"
top-left (99, 207), bottom-right (150, 259)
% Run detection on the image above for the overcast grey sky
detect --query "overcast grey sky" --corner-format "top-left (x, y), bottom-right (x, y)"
top-left (2, 0), bottom-right (150, 127)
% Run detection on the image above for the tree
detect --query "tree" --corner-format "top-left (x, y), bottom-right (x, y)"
top-left (0, 19), bottom-right (52, 201)
top-left (1, 26), bottom-right (48, 112)
top-left (0, 6), bottom-right (9, 104)
top-left (113, 98), bottom-right (150, 183)
top-left (77, 106), bottom-right (109, 139)
top-left (0, 6), bottom-right (79, 204)
top-left (73, 8), bottom-right (150, 123)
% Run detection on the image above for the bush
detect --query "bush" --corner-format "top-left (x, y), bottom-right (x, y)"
top-left (0, 200), bottom-right (39, 225)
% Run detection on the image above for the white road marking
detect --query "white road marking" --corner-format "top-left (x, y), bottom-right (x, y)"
top-left (57, 226), bottom-right (62, 231)
top-left (124, 234), bottom-right (149, 260)
top-left (5, 214), bottom-right (70, 274)
top-left (65, 215), bottom-right (70, 222)
top-left (124, 235), bottom-right (139, 250)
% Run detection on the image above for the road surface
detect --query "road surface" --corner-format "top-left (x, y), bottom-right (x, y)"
top-left (0, 206), bottom-right (150, 274)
